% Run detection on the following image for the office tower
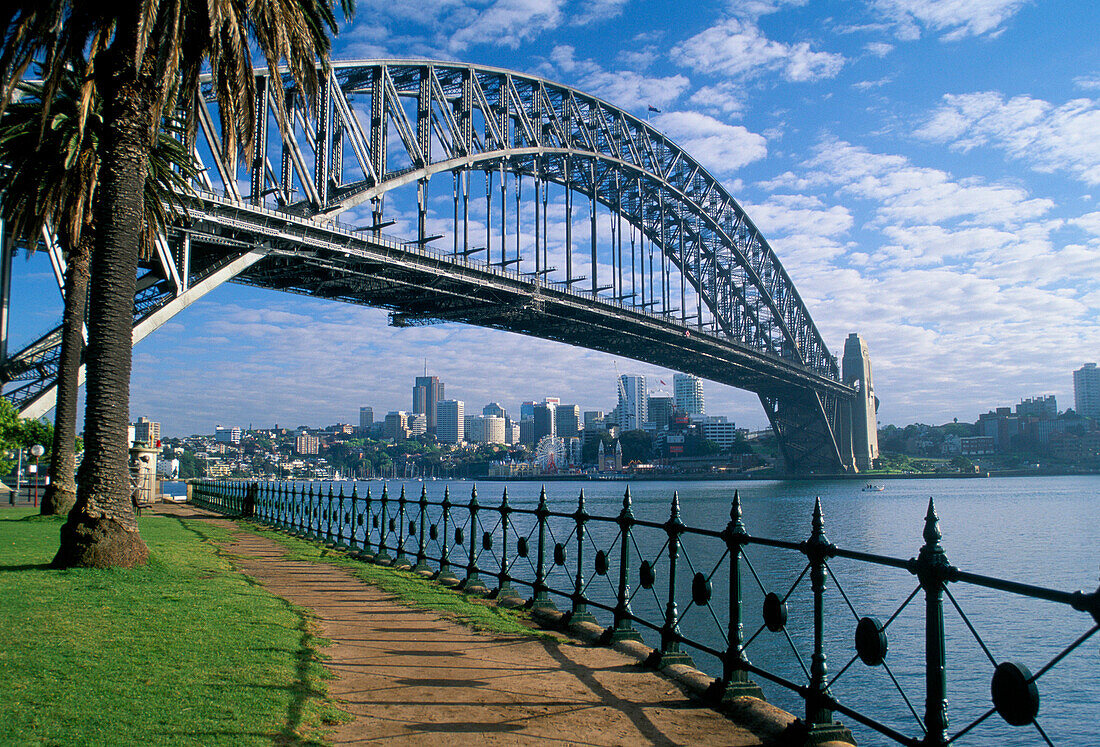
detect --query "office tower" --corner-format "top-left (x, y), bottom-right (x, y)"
top-left (359, 406), bottom-right (374, 431)
top-left (618, 374), bottom-right (648, 431)
top-left (464, 415), bottom-right (506, 444)
top-left (413, 375), bottom-right (445, 434)
top-left (214, 425), bottom-right (239, 444)
top-left (437, 400), bottom-right (464, 444)
top-left (520, 401), bottom-right (537, 422)
top-left (673, 373), bottom-right (705, 415)
top-left (555, 404), bottom-right (581, 439)
top-left (1075, 363), bottom-right (1100, 419)
top-left (647, 394), bottom-right (674, 431)
top-left (534, 401), bottom-right (557, 442)
top-left (483, 402), bottom-right (507, 419)
top-left (407, 413), bottom-right (427, 437)
top-left (383, 411), bottom-right (410, 441)
top-left (519, 419), bottom-right (535, 445)
top-left (134, 416), bottom-right (161, 446)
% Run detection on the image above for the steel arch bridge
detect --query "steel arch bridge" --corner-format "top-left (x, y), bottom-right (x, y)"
top-left (0, 60), bottom-right (875, 473)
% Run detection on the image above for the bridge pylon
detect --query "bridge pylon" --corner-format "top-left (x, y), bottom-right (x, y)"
top-left (841, 333), bottom-right (879, 472)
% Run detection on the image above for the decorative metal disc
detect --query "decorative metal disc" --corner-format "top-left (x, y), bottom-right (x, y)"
top-left (454, 527), bottom-right (464, 546)
top-left (554, 543), bottom-right (567, 566)
top-left (482, 531), bottom-right (492, 550)
top-left (992, 661), bottom-right (1039, 726)
top-left (372, 514), bottom-right (379, 529)
top-left (692, 573), bottom-right (712, 606)
top-left (429, 524), bottom-right (438, 541)
top-left (639, 560), bottom-right (655, 589)
top-left (388, 518), bottom-right (396, 533)
top-left (595, 550), bottom-right (609, 576)
top-left (517, 537), bottom-right (529, 558)
top-left (855, 617), bottom-right (888, 666)
top-left (763, 592), bottom-right (788, 632)
top-left (409, 520), bottom-right (417, 536)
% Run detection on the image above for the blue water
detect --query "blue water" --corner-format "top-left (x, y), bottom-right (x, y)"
top-left (231, 475), bottom-right (1099, 746)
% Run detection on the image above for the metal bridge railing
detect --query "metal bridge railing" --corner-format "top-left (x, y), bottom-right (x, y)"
top-left (190, 479), bottom-right (1098, 746)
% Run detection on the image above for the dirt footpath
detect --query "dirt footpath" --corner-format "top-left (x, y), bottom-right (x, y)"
top-left (169, 506), bottom-right (772, 745)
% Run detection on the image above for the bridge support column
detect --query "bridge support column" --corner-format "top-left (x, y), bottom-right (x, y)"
top-left (842, 333), bottom-right (879, 471)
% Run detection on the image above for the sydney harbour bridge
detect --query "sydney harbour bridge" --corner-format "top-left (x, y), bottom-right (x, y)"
top-left (0, 60), bottom-right (878, 474)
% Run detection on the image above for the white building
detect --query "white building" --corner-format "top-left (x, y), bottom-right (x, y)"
top-left (673, 373), bottom-right (705, 415)
top-left (464, 415), bottom-right (506, 444)
top-left (617, 374), bottom-right (648, 431)
top-left (437, 400), bottom-right (465, 444)
top-left (1075, 363), bottom-right (1100, 419)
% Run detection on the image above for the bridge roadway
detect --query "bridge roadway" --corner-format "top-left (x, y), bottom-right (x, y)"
top-left (199, 193), bottom-right (851, 398)
top-left (173, 501), bottom-right (830, 745)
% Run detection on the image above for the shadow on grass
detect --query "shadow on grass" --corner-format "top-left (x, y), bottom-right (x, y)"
top-left (0, 562), bottom-right (53, 572)
top-left (169, 513), bottom-right (341, 743)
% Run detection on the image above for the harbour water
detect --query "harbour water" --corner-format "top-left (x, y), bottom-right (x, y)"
top-left (201, 475), bottom-right (1099, 745)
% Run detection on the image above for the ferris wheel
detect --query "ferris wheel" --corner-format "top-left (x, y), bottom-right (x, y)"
top-left (535, 436), bottom-right (567, 474)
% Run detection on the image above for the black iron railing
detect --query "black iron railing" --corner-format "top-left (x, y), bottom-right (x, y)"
top-left (191, 479), bottom-right (1099, 746)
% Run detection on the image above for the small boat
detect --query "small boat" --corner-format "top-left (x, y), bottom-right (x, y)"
top-left (862, 483), bottom-right (885, 492)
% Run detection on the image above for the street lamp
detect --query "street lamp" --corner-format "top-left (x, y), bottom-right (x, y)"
top-left (29, 444), bottom-right (44, 508)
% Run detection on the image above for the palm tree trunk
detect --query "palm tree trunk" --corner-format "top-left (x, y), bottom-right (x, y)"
top-left (40, 230), bottom-right (91, 516)
top-left (54, 27), bottom-right (154, 568)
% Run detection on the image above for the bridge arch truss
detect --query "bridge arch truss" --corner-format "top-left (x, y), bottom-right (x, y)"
top-left (1, 60), bottom-right (864, 473)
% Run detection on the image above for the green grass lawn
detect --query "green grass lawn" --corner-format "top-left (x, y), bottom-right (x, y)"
top-left (0, 509), bottom-right (346, 746)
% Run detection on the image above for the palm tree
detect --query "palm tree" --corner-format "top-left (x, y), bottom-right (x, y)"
top-left (0, 70), bottom-right (197, 517)
top-left (1, 1), bottom-right (352, 567)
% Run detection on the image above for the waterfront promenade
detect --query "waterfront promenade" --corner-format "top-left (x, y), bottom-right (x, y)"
top-left (158, 503), bottom-right (811, 745)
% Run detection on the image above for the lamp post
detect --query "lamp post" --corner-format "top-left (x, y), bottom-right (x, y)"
top-left (29, 444), bottom-right (44, 507)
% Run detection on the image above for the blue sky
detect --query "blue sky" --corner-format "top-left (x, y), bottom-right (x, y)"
top-left (8, 0), bottom-right (1100, 437)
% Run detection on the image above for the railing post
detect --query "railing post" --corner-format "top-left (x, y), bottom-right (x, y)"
top-left (803, 498), bottom-right (851, 745)
top-left (336, 484), bottom-right (346, 547)
top-left (654, 492), bottom-right (693, 667)
top-left (304, 484), bottom-right (315, 539)
top-left (462, 485), bottom-right (483, 590)
top-left (325, 484), bottom-right (336, 546)
top-left (348, 484), bottom-right (359, 552)
top-left (394, 484), bottom-right (411, 568)
top-left (360, 485), bottom-right (374, 559)
top-left (496, 487), bottom-right (519, 601)
top-left (375, 484), bottom-right (392, 563)
top-left (413, 485), bottom-right (431, 573)
top-left (438, 487), bottom-right (458, 584)
top-left (915, 498), bottom-right (952, 747)
top-left (609, 487), bottom-right (641, 643)
top-left (532, 486), bottom-right (557, 611)
top-left (569, 489), bottom-right (597, 624)
top-left (711, 490), bottom-right (763, 700)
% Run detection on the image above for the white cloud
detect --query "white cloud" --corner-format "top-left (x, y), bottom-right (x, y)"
top-left (864, 41), bottom-right (895, 56)
top-left (688, 82), bottom-right (747, 116)
top-left (568, 0), bottom-right (628, 26)
top-left (547, 45), bottom-right (689, 112)
top-left (651, 111), bottom-right (768, 175)
top-left (870, 0), bottom-right (1032, 40)
top-left (671, 18), bottom-right (844, 83)
top-left (916, 91), bottom-right (1100, 185)
top-left (448, 0), bottom-right (565, 51)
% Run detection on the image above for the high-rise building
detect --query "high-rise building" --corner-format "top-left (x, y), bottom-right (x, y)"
top-left (483, 402), bottom-right (507, 419)
top-left (554, 404), bottom-right (581, 439)
top-left (618, 374), bottom-right (648, 431)
top-left (1016, 396), bottom-right (1057, 420)
top-left (413, 375), bottom-right (445, 434)
top-left (1074, 363), bottom-right (1100, 419)
top-left (359, 406), bottom-right (374, 431)
top-left (407, 413), bottom-right (427, 437)
top-left (465, 415), bottom-right (506, 444)
top-left (437, 400), bottom-right (464, 444)
top-left (214, 425), bottom-right (239, 444)
top-left (534, 401), bottom-right (557, 442)
top-left (583, 410), bottom-right (605, 431)
top-left (647, 394), bottom-right (674, 431)
top-left (134, 416), bottom-right (161, 446)
top-left (520, 401), bottom-right (537, 422)
top-left (383, 411), bottom-right (410, 441)
top-left (673, 373), bottom-right (705, 415)
top-left (296, 433), bottom-right (320, 454)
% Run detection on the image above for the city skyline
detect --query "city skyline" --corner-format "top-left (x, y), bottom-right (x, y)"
top-left (5, 1), bottom-right (1099, 437)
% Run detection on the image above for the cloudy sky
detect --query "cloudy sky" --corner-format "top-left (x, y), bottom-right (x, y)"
top-left (8, 0), bottom-right (1100, 437)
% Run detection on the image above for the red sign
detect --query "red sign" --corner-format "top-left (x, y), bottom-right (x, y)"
top-left (669, 445), bottom-right (683, 454)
